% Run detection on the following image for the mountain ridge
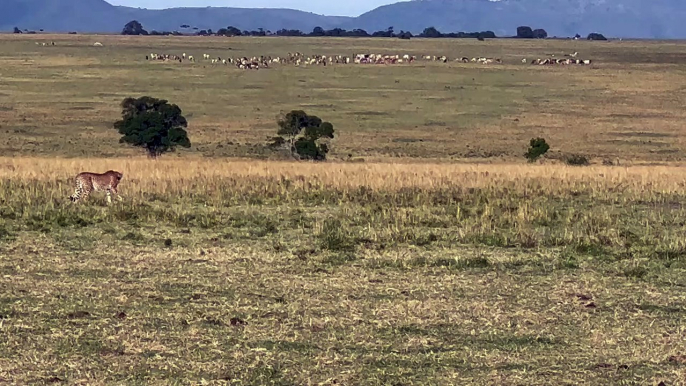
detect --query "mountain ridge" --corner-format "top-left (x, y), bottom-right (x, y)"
top-left (2, 0), bottom-right (686, 38)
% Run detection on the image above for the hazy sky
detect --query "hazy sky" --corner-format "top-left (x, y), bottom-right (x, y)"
top-left (107, 0), bottom-right (403, 16)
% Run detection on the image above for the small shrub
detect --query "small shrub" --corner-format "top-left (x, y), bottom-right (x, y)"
top-left (573, 242), bottom-right (607, 258)
top-left (122, 231), bottom-right (144, 242)
top-left (565, 154), bottom-right (590, 166)
top-left (322, 252), bottom-right (357, 266)
top-left (0, 225), bottom-right (12, 241)
top-left (556, 255), bottom-right (580, 270)
top-left (317, 218), bottom-right (355, 252)
top-left (525, 137), bottom-right (550, 162)
top-left (624, 266), bottom-right (648, 279)
top-left (422, 256), bottom-right (491, 270)
top-left (411, 233), bottom-right (439, 246)
top-left (294, 137), bottom-right (327, 160)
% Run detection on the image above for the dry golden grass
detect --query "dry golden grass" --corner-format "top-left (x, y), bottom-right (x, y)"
top-left (2, 157), bottom-right (686, 384)
top-left (2, 156), bottom-right (686, 193)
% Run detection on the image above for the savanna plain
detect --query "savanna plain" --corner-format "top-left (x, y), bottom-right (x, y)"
top-left (1, 34), bottom-right (686, 385)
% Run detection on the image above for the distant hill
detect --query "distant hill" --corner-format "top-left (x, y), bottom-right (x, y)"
top-left (3, 0), bottom-right (686, 38)
top-left (344, 0), bottom-right (686, 39)
top-left (116, 6), bottom-right (352, 34)
top-left (0, 0), bottom-right (350, 33)
top-left (0, 0), bottom-right (128, 33)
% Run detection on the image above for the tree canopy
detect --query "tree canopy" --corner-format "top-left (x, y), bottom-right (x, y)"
top-left (114, 96), bottom-right (191, 158)
top-left (516, 26), bottom-right (534, 38)
top-left (274, 110), bottom-right (335, 161)
top-left (122, 20), bottom-right (148, 35)
top-left (587, 32), bottom-right (607, 41)
top-left (532, 28), bottom-right (548, 39)
top-left (525, 137), bottom-right (550, 162)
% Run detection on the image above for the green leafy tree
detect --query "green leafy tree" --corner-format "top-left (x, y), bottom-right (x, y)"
top-left (114, 96), bottom-right (191, 158)
top-left (587, 32), bottom-right (607, 41)
top-left (275, 110), bottom-right (334, 161)
top-left (398, 31), bottom-right (413, 40)
top-left (311, 26), bottom-right (325, 36)
top-left (532, 28), bottom-right (548, 39)
top-left (420, 27), bottom-right (442, 38)
top-left (525, 137), bottom-right (550, 162)
top-left (516, 26), bottom-right (534, 38)
top-left (122, 20), bottom-right (148, 35)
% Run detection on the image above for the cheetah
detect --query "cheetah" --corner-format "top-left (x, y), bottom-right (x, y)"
top-left (69, 170), bottom-right (124, 204)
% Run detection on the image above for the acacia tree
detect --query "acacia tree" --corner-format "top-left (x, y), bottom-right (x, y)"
top-left (114, 96), bottom-right (191, 158)
top-left (274, 110), bottom-right (334, 161)
top-left (122, 20), bottom-right (148, 35)
top-left (587, 32), bottom-right (607, 41)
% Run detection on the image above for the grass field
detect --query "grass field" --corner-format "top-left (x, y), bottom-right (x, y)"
top-left (1, 34), bottom-right (686, 385)
top-left (2, 34), bottom-right (686, 161)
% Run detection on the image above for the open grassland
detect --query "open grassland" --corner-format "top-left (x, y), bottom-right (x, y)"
top-left (1, 34), bottom-right (686, 161)
top-left (2, 35), bottom-right (686, 384)
top-left (1, 158), bottom-right (686, 384)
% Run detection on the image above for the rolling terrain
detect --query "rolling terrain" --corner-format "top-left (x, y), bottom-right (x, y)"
top-left (345, 0), bottom-right (686, 38)
top-left (0, 0), bottom-right (350, 33)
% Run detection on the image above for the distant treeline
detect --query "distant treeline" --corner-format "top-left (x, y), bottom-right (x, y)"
top-left (144, 24), bottom-right (498, 40)
top-left (139, 23), bottom-right (605, 41)
top-left (15, 20), bottom-right (606, 41)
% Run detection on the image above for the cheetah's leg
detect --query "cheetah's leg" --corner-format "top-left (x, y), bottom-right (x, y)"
top-left (70, 187), bottom-right (82, 203)
top-left (80, 189), bottom-right (91, 203)
top-left (106, 190), bottom-right (113, 204)
top-left (110, 187), bottom-right (124, 202)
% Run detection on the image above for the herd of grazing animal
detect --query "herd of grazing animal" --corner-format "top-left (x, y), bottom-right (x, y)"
top-left (142, 51), bottom-right (572, 69)
top-left (530, 57), bottom-right (593, 65)
top-left (527, 51), bottom-right (593, 66)
top-left (32, 41), bottom-right (593, 69)
top-left (148, 52), bottom-right (273, 69)
top-left (145, 50), bottom-right (595, 70)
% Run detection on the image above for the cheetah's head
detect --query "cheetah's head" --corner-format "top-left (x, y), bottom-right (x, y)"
top-left (107, 170), bottom-right (123, 181)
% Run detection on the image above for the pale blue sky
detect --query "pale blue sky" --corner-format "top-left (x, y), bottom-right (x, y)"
top-left (108, 0), bottom-right (404, 16)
